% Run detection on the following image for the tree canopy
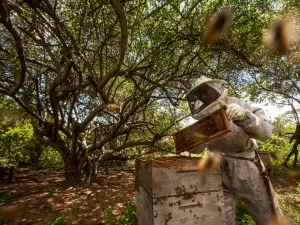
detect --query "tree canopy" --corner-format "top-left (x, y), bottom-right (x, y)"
top-left (0, 0), bottom-right (299, 184)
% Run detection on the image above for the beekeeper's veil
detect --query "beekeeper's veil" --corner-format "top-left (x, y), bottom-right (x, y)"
top-left (186, 76), bottom-right (228, 120)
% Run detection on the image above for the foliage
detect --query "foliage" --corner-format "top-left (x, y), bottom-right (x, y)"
top-left (231, 1), bottom-right (300, 110)
top-left (38, 147), bottom-right (64, 170)
top-left (50, 184), bottom-right (66, 194)
top-left (0, 97), bottom-right (46, 167)
top-left (104, 204), bottom-right (136, 225)
top-left (104, 206), bottom-right (117, 225)
top-left (272, 114), bottom-right (296, 136)
top-left (236, 199), bottom-right (255, 225)
top-left (259, 110), bottom-right (299, 167)
top-left (259, 135), bottom-right (293, 166)
top-left (119, 204), bottom-right (136, 225)
top-left (0, 0), bottom-right (298, 185)
top-left (0, 119), bottom-right (29, 165)
top-left (280, 200), bottom-right (300, 225)
top-left (0, 97), bottom-right (64, 169)
top-left (71, 205), bottom-right (81, 214)
top-left (0, 192), bottom-right (13, 203)
top-left (44, 217), bottom-right (65, 225)
top-left (0, 0), bottom-right (199, 184)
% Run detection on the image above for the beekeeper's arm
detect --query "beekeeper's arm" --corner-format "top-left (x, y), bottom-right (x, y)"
top-left (225, 98), bottom-right (273, 141)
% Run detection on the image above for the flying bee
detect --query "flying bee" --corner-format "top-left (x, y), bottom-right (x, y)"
top-left (264, 16), bottom-right (297, 55)
top-left (287, 170), bottom-right (300, 180)
top-left (203, 8), bottom-right (233, 45)
top-left (152, 178), bottom-right (160, 187)
top-left (268, 215), bottom-right (290, 225)
top-left (198, 156), bottom-right (214, 173)
top-left (198, 152), bottom-right (223, 173)
top-left (193, 132), bottom-right (209, 142)
top-left (106, 104), bottom-right (119, 112)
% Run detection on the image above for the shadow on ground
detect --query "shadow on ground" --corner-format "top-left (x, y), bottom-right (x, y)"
top-left (0, 167), bottom-right (135, 225)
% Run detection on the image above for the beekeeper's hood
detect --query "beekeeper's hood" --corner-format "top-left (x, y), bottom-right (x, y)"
top-left (186, 76), bottom-right (228, 120)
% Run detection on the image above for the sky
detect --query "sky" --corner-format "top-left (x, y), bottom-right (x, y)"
top-left (250, 102), bottom-right (292, 120)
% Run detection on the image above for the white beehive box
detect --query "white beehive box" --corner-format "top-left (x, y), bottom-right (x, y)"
top-left (135, 157), bottom-right (226, 225)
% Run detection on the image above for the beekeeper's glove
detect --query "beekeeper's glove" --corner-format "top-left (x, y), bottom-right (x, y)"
top-left (226, 103), bottom-right (246, 121)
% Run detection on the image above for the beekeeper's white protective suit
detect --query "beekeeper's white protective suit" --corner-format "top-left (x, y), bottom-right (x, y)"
top-left (186, 76), bottom-right (283, 225)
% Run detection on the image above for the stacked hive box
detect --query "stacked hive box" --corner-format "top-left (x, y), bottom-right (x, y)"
top-left (258, 151), bottom-right (273, 179)
top-left (136, 157), bottom-right (226, 225)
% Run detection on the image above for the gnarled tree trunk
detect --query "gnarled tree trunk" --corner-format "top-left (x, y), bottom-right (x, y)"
top-left (283, 140), bottom-right (299, 168)
top-left (63, 157), bottom-right (83, 186)
top-left (62, 151), bottom-right (108, 186)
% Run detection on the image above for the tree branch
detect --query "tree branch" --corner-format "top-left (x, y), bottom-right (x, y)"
top-left (101, 0), bottom-right (128, 84)
top-left (79, 103), bottom-right (106, 132)
top-left (0, 0), bottom-right (27, 95)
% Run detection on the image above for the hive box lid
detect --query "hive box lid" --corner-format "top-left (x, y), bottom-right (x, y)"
top-left (136, 157), bottom-right (222, 198)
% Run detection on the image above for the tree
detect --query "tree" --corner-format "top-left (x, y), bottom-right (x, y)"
top-left (266, 107), bottom-right (300, 167)
top-left (231, 1), bottom-right (300, 108)
top-left (282, 106), bottom-right (300, 167)
top-left (0, 0), bottom-right (289, 185)
top-left (283, 123), bottom-right (300, 167)
top-left (222, 0), bottom-right (300, 166)
top-left (0, 119), bottom-right (41, 166)
top-left (0, 0), bottom-right (191, 185)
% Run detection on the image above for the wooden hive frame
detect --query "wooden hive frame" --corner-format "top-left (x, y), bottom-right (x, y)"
top-left (174, 108), bottom-right (231, 153)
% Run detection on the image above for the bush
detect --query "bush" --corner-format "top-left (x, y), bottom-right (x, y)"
top-left (259, 135), bottom-right (293, 167)
top-left (44, 217), bottom-right (64, 225)
top-left (104, 206), bottom-right (117, 225)
top-left (0, 192), bottom-right (13, 203)
top-left (236, 199), bottom-right (255, 225)
top-left (104, 204), bottom-right (136, 225)
top-left (38, 147), bottom-right (64, 170)
top-left (119, 204), bottom-right (136, 225)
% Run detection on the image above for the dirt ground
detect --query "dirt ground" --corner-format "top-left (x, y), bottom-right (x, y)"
top-left (0, 166), bottom-right (299, 225)
top-left (0, 167), bottom-right (135, 225)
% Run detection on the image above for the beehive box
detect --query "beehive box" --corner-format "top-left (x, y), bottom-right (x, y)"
top-left (258, 151), bottom-right (273, 178)
top-left (135, 157), bottom-right (226, 225)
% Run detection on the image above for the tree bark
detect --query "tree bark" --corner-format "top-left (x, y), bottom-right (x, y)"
top-left (63, 157), bottom-right (83, 186)
top-left (63, 153), bottom-right (99, 186)
top-left (8, 166), bottom-right (14, 183)
top-left (0, 167), bottom-right (4, 184)
top-left (283, 140), bottom-right (299, 167)
top-left (81, 158), bottom-right (99, 185)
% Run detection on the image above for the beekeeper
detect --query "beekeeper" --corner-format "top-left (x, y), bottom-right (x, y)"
top-left (186, 76), bottom-right (283, 225)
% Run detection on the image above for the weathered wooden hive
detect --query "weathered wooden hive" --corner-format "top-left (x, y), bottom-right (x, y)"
top-left (258, 151), bottom-right (273, 179)
top-left (136, 157), bottom-right (226, 225)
